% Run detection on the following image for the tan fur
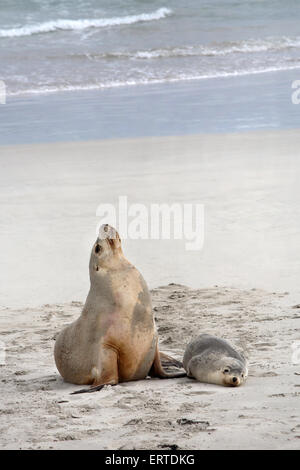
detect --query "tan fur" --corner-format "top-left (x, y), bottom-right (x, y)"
top-left (54, 224), bottom-right (184, 392)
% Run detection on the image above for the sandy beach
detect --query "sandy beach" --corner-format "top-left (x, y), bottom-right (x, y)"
top-left (1, 130), bottom-right (299, 449)
top-left (0, 283), bottom-right (299, 450)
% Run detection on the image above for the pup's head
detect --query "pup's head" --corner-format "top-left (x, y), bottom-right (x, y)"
top-left (219, 357), bottom-right (248, 387)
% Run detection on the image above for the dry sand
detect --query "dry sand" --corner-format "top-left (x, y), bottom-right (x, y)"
top-left (0, 283), bottom-right (299, 450)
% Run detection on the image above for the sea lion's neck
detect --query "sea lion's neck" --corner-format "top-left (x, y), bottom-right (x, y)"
top-left (89, 251), bottom-right (127, 274)
top-left (82, 277), bottom-right (115, 317)
top-left (82, 255), bottom-right (134, 316)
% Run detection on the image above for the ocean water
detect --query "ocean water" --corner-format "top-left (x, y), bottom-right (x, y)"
top-left (1, 0), bottom-right (300, 96)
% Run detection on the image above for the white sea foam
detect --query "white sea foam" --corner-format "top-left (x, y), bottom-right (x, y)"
top-left (105, 36), bottom-right (300, 60)
top-left (8, 63), bottom-right (300, 97)
top-left (62, 36), bottom-right (300, 62)
top-left (0, 8), bottom-right (172, 38)
top-left (200, 36), bottom-right (300, 56)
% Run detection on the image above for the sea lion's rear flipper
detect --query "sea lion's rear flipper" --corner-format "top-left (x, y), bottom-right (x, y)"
top-left (150, 345), bottom-right (186, 379)
top-left (70, 347), bottom-right (119, 394)
top-left (160, 352), bottom-right (183, 369)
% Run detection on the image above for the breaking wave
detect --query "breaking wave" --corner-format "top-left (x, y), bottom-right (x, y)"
top-left (0, 8), bottom-right (172, 38)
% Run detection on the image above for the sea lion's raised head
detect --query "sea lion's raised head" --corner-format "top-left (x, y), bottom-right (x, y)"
top-left (90, 224), bottom-right (122, 273)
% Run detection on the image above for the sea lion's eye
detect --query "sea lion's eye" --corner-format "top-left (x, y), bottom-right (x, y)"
top-left (223, 368), bottom-right (230, 373)
top-left (95, 244), bottom-right (102, 254)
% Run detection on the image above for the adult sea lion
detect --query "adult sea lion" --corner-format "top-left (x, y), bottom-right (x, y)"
top-left (183, 334), bottom-right (248, 387)
top-left (54, 224), bottom-right (185, 393)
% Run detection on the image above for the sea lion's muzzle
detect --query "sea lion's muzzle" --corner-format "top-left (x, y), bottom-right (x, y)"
top-left (230, 376), bottom-right (241, 386)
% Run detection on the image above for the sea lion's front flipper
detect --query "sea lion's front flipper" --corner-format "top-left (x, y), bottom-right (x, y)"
top-left (150, 345), bottom-right (186, 379)
top-left (71, 382), bottom-right (116, 394)
top-left (70, 347), bottom-right (119, 394)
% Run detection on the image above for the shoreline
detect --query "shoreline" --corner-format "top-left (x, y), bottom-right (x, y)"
top-left (1, 68), bottom-right (299, 145)
top-left (1, 125), bottom-right (300, 149)
top-left (7, 64), bottom-right (300, 99)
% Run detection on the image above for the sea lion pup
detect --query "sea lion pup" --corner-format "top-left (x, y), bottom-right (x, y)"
top-left (54, 224), bottom-right (185, 394)
top-left (183, 334), bottom-right (248, 387)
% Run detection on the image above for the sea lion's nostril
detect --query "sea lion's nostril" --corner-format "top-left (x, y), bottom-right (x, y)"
top-left (95, 244), bottom-right (101, 254)
top-left (232, 377), bottom-right (237, 383)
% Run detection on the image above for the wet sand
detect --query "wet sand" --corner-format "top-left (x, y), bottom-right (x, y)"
top-left (1, 129), bottom-right (300, 308)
